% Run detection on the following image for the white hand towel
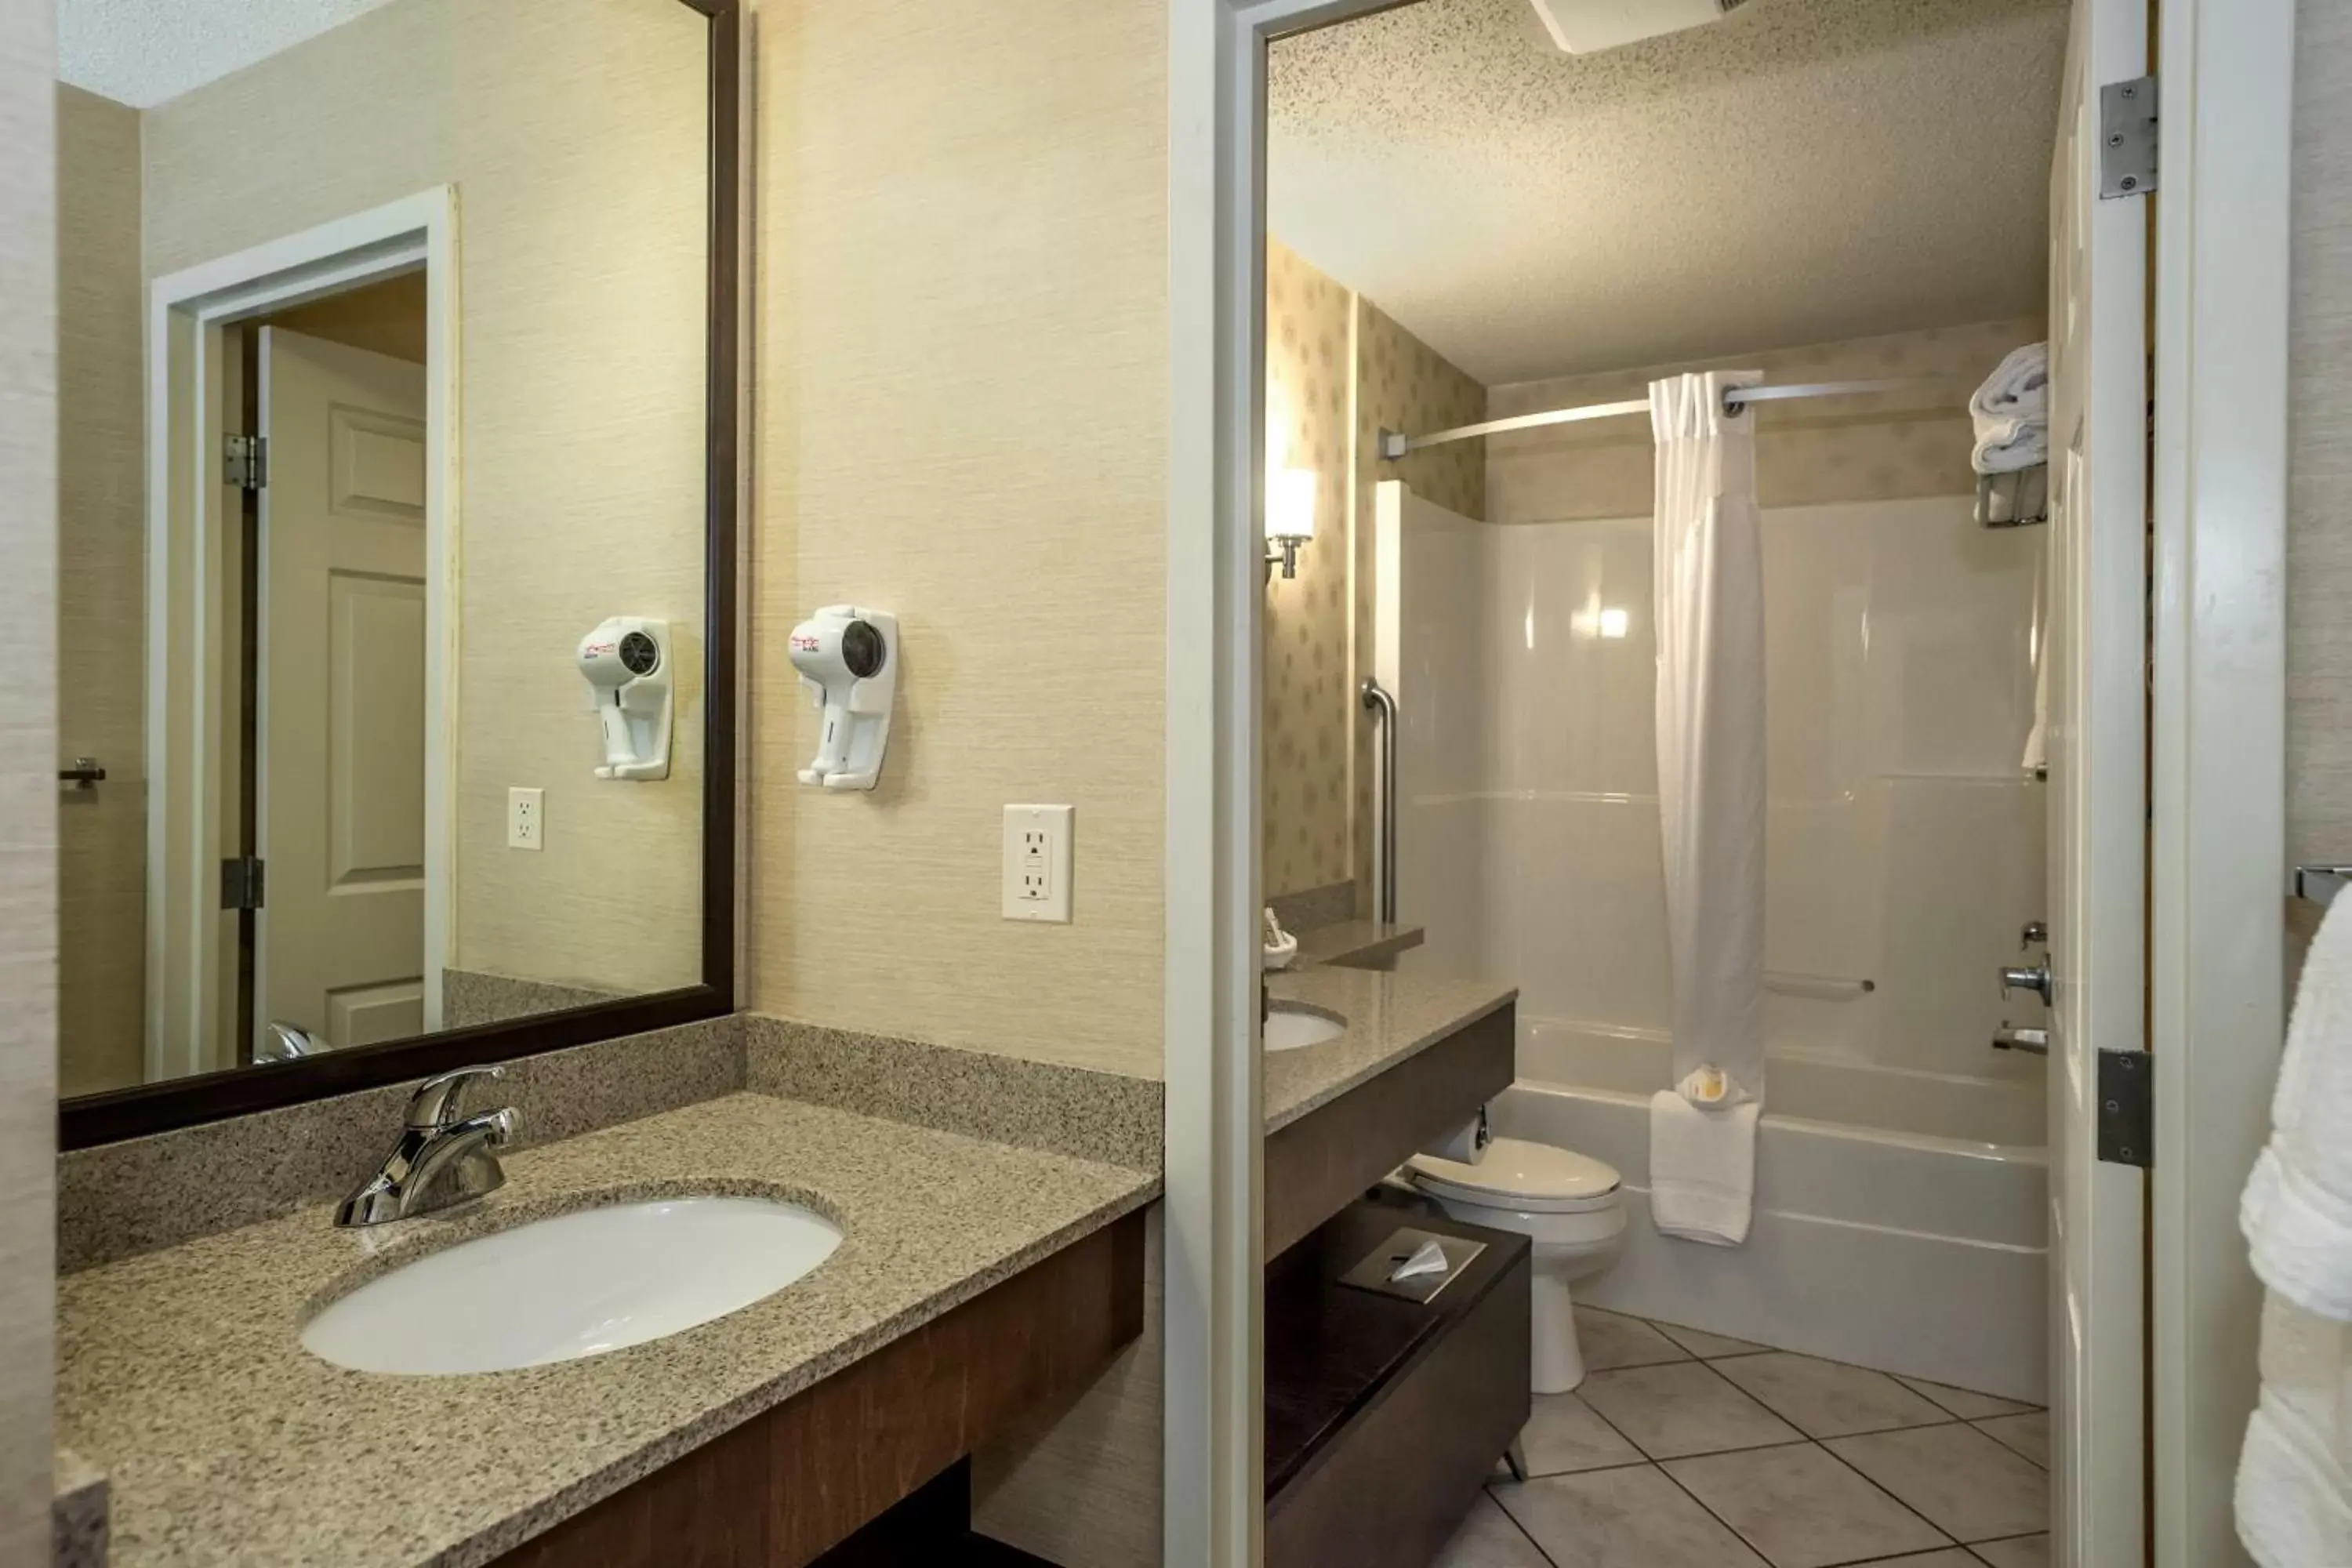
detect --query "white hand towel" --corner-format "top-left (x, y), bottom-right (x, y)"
top-left (1971, 343), bottom-right (2050, 474)
top-left (2243, 895), bottom-right (2352, 1320)
top-left (2238, 1294), bottom-right (2352, 1566)
top-left (2020, 624), bottom-right (2049, 775)
top-left (1650, 1083), bottom-right (1759, 1247)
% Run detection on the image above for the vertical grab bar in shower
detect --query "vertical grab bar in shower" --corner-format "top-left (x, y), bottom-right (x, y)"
top-left (1361, 678), bottom-right (1399, 924)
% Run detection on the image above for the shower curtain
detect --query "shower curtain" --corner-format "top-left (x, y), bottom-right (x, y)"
top-left (1649, 370), bottom-right (1767, 1243)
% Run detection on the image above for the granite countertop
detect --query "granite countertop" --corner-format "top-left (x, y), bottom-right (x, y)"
top-left (1263, 964), bottom-right (1516, 1131)
top-left (56, 1093), bottom-right (1158, 1568)
top-left (1293, 919), bottom-right (1425, 969)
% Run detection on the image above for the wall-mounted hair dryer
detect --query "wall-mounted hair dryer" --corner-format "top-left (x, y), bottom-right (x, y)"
top-left (789, 605), bottom-right (898, 790)
top-left (577, 616), bottom-right (673, 780)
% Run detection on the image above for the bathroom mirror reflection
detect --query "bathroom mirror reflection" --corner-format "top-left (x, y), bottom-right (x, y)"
top-left (54, 0), bottom-right (729, 1103)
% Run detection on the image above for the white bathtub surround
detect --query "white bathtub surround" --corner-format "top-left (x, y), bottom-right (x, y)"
top-left (2236, 897), bottom-right (2352, 1565)
top-left (1499, 1072), bottom-right (2047, 1404)
top-left (1646, 1090), bottom-right (1759, 1246)
top-left (1649, 369), bottom-right (1769, 1243)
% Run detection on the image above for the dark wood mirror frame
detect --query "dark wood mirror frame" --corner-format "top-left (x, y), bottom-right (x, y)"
top-left (61, 0), bottom-right (742, 1151)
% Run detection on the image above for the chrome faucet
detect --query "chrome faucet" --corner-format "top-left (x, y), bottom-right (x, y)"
top-left (335, 1065), bottom-right (520, 1228)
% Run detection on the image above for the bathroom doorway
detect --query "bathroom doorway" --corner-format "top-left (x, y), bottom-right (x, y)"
top-left (1171, 0), bottom-right (2292, 1561)
top-left (137, 192), bottom-right (455, 1083)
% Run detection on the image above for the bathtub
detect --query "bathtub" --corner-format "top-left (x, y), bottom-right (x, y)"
top-left (1494, 1016), bottom-right (2048, 1404)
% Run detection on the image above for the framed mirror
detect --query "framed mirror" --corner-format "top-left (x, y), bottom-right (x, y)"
top-left (56, 0), bottom-right (740, 1147)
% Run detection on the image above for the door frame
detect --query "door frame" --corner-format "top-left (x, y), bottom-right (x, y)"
top-left (1173, 0), bottom-right (2299, 1562)
top-left (143, 187), bottom-right (457, 1080)
top-left (2147, 0), bottom-right (2296, 1562)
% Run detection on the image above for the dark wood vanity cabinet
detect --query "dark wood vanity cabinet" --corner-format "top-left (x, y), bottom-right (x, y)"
top-left (490, 1210), bottom-right (1145, 1568)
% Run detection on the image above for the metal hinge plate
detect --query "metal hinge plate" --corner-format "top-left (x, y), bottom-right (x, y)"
top-left (2096, 1048), bottom-right (2152, 1167)
top-left (2098, 76), bottom-right (2158, 199)
top-left (224, 433), bottom-right (268, 491)
top-left (220, 855), bottom-right (266, 912)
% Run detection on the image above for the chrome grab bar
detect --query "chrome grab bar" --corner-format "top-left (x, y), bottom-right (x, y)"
top-left (1360, 678), bottom-right (1398, 924)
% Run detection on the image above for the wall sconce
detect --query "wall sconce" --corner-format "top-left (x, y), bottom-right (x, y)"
top-left (1265, 468), bottom-right (1317, 582)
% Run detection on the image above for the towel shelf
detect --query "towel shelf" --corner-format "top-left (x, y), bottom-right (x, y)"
top-left (2294, 866), bottom-right (2352, 906)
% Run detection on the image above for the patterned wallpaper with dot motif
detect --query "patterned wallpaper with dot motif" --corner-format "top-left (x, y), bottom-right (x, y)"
top-left (1486, 317), bottom-right (2048, 524)
top-left (1349, 297), bottom-right (1488, 905)
top-left (1261, 243), bottom-right (1490, 902)
top-left (1263, 240), bottom-right (1357, 898)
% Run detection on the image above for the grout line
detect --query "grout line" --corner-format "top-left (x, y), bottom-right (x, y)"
top-left (1480, 1482), bottom-right (1570, 1568)
top-left (1811, 1432), bottom-right (1977, 1551)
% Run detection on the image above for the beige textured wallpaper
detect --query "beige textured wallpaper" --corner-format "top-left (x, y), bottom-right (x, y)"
top-left (1486, 317), bottom-right (2046, 524)
top-left (1263, 240), bottom-right (1355, 898)
top-left (1351, 299), bottom-right (1487, 902)
top-left (0, 0), bottom-right (58, 1543)
top-left (746, 0), bottom-right (1168, 1080)
top-left (2289, 1), bottom-right (2352, 873)
top-left (140, 0), bottom-right (710, 999)
top-left (55, 85), bottom-right (144, 1095)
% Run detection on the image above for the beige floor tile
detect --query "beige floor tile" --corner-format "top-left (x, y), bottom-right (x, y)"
top-left (1826, 1424), bottom-right (2051, 1542)
top-left (1494, 1464), bottom-right (1769, 1567)
top-left (1861, 1555), bottom-right (1981, 1566)
top-left (1969, 1530), bottom-right (2052, 1566)
top-left (1666, 1442), bottom-right (1951, 1568)
top-left (1576, 1306), bottom-right (1693, 1370)
top-left (1893, 1374), bottom-right (2038, 1420)
top-left (1518, 1392), bottom-right (1645, 1476)
top-left (1431, 1491), bottom-right (1552, 1568)
top-left (1576, 1363), bottom-right (1804, 1459)
top-left (1973, 1411), bottom-right (2050, 1469)
top-left (1715, 1352), bottom-right (1956, 1438)
top-left (1653, 1319), bottom-right (1770, 1358)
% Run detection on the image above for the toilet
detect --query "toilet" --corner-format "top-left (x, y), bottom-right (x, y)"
top-left (1406, 1137), bottom-right (1626, 1395)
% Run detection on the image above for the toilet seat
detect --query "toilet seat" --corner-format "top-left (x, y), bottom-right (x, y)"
top-left (1408, 1137), bottom-right (1621, 1214)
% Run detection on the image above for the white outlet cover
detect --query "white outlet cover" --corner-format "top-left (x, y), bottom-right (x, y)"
top-left (1002, 804), bottom-right (1074, 924)
top-left (507, 786), bottom-right (545, 851)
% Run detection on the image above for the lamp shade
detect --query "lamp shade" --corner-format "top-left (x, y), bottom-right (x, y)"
top-left (1269, 468), bottom-right (1317, 541)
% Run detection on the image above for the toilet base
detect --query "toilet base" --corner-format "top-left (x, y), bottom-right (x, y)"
top-left (1530, 1265), bottom-right (1584, 1394)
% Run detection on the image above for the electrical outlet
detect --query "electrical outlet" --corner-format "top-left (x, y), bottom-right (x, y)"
top-left (1002, 804), bottom-right (1074, 923)
top-left (507, 787), bottom-right (545, 851)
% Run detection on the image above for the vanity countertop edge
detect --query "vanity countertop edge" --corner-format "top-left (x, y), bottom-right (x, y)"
top-left (56, 1092), bottom-right (1160, 1568)
top-left (1262, 965), bottom-right (1518, 1132)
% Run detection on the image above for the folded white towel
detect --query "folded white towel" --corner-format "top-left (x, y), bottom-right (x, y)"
top-left (1650, 1087), bottom-right (1759, 1247)
top-left (2243, 895), bottom-right (2352, 1319)
top-left (1971, 343), bottom-right (2049, 474)
top-left (2238, 1294), bottom-right (2352, 1566)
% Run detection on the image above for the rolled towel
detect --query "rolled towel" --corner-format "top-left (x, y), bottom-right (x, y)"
top-left (1971, 343), bottom-right (2049, 474)
top-left (1650, 1075), bottom-right (1759, 1247)
top-left (2244, 892), bottom-right (2352, 1319)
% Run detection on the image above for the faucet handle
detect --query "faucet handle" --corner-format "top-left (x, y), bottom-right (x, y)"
top-left (405, 1065), bottom-right (507, 1130)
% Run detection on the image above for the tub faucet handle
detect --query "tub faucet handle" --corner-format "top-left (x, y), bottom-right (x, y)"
top-left (1999, 964), bottom-right (2053, 1004)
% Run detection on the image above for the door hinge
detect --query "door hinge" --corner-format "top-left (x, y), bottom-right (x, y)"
top-left (224, 433), bottom-right (268, 491)
top-left (220, 855), bottom-right (266, 912)
top-left (2096, 1048), bottom-right (2152, 1167)
top-left (2098, 75), bottom-right (2158, 199)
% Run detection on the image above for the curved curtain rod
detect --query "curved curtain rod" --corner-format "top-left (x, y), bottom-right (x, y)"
top-left (1375, 377), bottom-right (1943, 460)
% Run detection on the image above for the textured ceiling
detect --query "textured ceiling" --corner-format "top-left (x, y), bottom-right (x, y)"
top-left (1269, 0), bottom-right (2070, 384)
top-left (58, 0), bottom-right (398, 108)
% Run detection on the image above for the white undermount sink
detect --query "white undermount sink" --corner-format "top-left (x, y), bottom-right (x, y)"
top-left (301, 1195), bottom-right (843, 1375)
top-left (1264, 1001), bottom-right (1345, 1053)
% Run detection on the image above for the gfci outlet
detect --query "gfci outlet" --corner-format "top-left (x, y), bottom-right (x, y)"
top-left (507, 787), bottom-right (545, 851)
top-left (1002, 804), bottom-right (1074, 924)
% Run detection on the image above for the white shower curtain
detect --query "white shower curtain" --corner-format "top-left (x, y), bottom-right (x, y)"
top-left (1648, 370), bottom-right (1767, 1245)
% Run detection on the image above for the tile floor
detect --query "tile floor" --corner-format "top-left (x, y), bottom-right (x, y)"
top-left (1437, 1308), bottom-right (2049, 1568)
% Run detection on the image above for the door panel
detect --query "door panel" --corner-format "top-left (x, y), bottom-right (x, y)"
top-left (2045, 0), bottom-right (2150, 1561)
top-left (260, 327), bottom-right (429, 1054)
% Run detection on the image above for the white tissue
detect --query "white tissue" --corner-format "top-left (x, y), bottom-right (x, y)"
top-left (1389, 1239), bottom-right (1451, 1283)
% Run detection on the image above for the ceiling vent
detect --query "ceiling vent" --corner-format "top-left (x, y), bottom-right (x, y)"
top-left (1525, 0), bottom-right (1748, 54)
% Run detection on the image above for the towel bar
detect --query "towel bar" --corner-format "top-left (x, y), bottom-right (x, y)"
top-left (2294, 866), bottom-right (2352, 906)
